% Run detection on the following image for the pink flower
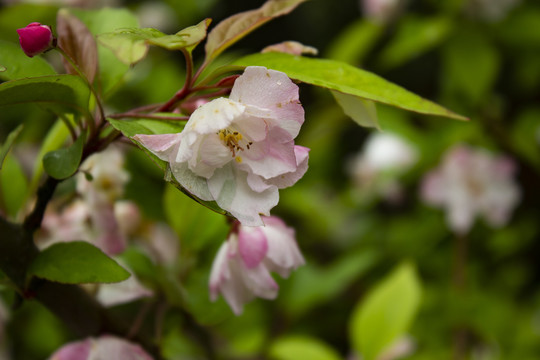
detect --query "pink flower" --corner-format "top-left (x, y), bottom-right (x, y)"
top-left (16, 22), bottom-right (54, 57)
top-left (135, 66), bottom-right (309, 226)
top-left (50, 335), bottom-right (153, 360)
top-left (421, 145), bottom-right (521, 234)
top-left (209, 216), bottom-right (305, 315)
top-left (262, 41), bottom-right (318, 56)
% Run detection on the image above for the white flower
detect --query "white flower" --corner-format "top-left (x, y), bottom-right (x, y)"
top-left (209, 216), bottom-right (305, 315)
top-left (349, 132), bottom-right (418, 201)
top-left (421, 145), bottom-right (521, 234)
top-left (135, 66), bottom-right (309, 226)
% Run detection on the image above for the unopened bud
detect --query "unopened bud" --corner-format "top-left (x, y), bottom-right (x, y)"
top-left (16, 22), bottom-right (54, 57)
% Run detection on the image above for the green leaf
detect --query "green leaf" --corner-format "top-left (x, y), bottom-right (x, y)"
top-left (42, 132), bottom-right (85, 180)
top-left (0, 124), bottom-right (23, 170)
top-left (0, 40), bottom-right (56, 81)
top-left (0, 75), bottom-right (91, 116)
top-left (69, 8), bottom-right (139, 96)
top-left (349, 262), bottom-right (422, 360)
top-left (107, 117), bottom-right (185, 138)
top-left (204, 0), bottom-right (307, 63)
top-left (29, 241), bottom-right (131, 284)
top-left (331, 91), bottom-right (379, 128)
top-left (378, 16), bottom-right (453, 69)
top-left (98, 18), bottom-right (211, 65)
top-left (0, 155), bottom-right (28, 217)
top-left (234, 52), bottom-right (467, 121)
top-left (269, 336), bottom-right (341, 360)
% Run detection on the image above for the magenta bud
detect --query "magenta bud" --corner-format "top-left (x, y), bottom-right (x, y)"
top-left (16, 22), bottom-right (54, 57)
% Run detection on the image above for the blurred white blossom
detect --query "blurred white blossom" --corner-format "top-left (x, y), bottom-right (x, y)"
top-left (421, 145), bottom-right (521, 234)
top-left (348, 132), bottom-right (418, 202)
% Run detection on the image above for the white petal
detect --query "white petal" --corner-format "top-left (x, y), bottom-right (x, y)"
top-left (133, 133), bottom-right (181, 162)
top-left (262, 217), bottom-right (305, 277)
top-left (208, 164), bottom-right (279, 226)
top-left (266, 145), bottom-right (310, 189)
top-left (184, 97), bottom-right (245, 134)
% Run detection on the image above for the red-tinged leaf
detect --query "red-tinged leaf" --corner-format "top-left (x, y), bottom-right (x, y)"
top-left (204, 0), bottom-right (307, 63)
top-left (56, 9), bottom-right (98, 83)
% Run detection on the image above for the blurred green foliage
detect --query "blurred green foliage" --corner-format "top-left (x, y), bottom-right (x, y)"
top-left (0, 0), bottom-right (539, 359)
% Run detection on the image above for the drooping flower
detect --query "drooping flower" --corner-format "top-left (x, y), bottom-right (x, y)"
top-left (209, 216), bottom-right (305, 315)
top-left (50, 335), bottom-right (153, 360)
top-left (135, 66), bottom-right (309, 226)
top-left (16, 22), bottom-right (54, 57)
top-left (348, 132), bottom-right (418, 202)
top-left (421, 145), bottom-right (521, 234)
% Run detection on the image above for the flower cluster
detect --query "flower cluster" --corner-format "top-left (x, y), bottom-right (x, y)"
top-left (135, 66), bottom-right (309, 226)
top-left (209, 216), bottom-right (305, 315)
top-left (421, 145), bottom-right (521, 234)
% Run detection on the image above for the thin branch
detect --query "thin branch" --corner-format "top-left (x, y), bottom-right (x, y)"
top-left (108, 113), bottom-right (189, 121)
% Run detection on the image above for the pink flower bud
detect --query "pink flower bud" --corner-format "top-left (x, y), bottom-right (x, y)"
top-left (16, 22), bottom-right (54, 57)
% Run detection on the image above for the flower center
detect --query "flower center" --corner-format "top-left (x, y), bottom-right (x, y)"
top-left (218, 129), bottom-right (253, 159)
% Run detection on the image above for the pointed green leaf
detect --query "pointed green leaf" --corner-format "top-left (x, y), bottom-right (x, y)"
top-left (42, 132), bottom-right (85, 180)
top-left (204, 0), bottom-right (307, 63)
top-left (98, 19), bottom-right (211, 65)
top-left (331, 91), bottom-right (379, 128)
top-left (0, 75), bottom-right (90, 116)
top-left (0, 40), bottom-right (56, 81)
top-left (234, 52), bottom-right (467, 121)
top-left (269, 336), bottom-right (341, 360)
top-left (29, 242), bottom-right (131, 284)
top-left (349, 262), bottom-right (422, 360)
top-left (0, 124), bottom-right (23, 170)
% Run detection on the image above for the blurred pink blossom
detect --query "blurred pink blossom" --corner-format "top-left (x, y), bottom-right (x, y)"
top-left (209, 216), bottom-right (305, 315)
top-left (135, 66), bottom-right (309, 226)
top-left (421, 145), bottom-right (521, 234)
top-left (361, 0), bottom-right (405, 23)
top-left (16, 22), bottom-right (53, 57)
top-left (50, 335), bottom-right (153, 360)
top-left (262, 41), bottom-right (318, 56)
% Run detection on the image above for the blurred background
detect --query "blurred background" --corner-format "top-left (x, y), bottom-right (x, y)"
top-left (1, 0), bottom-right (540, 359)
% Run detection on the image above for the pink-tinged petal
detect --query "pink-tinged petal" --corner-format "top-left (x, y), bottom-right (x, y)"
top-left (184, 98), bottom-right (245, 134)
top-left (240, 263), bottom-right (279, 299)
top-left (246, 173), bottom-right (274, 193)
top-left (92, 336), bottom-right (154, 360)
top-left (240, 127), bottom-right (298, 179)
top-left (262, 218), bottom-right (305, 277)
top-left (50, 339), bottom-right (92, 360)
top-left (169, 161), bottom-right (213, 201)
top-left (230, 66), bottom-right (304, 138)
top-left (90, 201), bottom-right (126, 256)
top-left (266, 145), bottom-right (310, 189)
top-left (238, 227), bottom-right (268, 269)
top-left (233, 113), bottom-right (269, 142)
top-left (208, 164), bottom-right (279, 226)
top-left (262, 41), bottom-right (318, 56)
top-left (209, 242), bottom-right (231, 301)
top-left (133, 133), bottom-right (181, 162)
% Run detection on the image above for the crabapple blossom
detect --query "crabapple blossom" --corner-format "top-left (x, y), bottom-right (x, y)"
top-left (262, 41), bottom-right (318, 56)
top-left (135, 66), bottom-right (309, 226)
top-left (16, 22), bottom-right (54, 57)
top-left (209, 216), bottom-right (305, 315)
top-left (421, 145), bottom-right (521, 234)
top-left (49, 335), bottom-right (153, 360)
top-left (349, 132), bottom-right (417, 201)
